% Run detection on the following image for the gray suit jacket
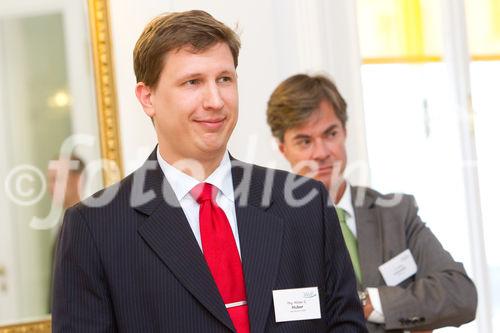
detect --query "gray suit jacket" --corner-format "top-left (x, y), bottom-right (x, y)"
top-left (351, 186), bottom-right (477, 332)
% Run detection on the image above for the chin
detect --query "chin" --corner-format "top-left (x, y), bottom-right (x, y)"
top-left (198, 141), bottom-right (226, 155)
top-left (316, 177), bottom-right (332, 190)
top-left (322, 181), bottom-right (332, 191)
top-left (204, 133), bottom-right (231, 147)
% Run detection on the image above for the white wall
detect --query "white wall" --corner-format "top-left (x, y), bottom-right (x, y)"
top-left (109, 0), bottom-right (370, 186)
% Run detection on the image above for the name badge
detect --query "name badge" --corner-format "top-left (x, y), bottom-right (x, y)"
top-left (272, 286), bottom-right (321, 323)
top-left (378, 249), bottom-right (417, 286)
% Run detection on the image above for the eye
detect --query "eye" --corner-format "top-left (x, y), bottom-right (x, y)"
top-left (327, 130), bottom-right (337, 138)
top-left (217, 76), bottom-right (232, 84)
top-left (185, 79), bottom-right (200, 86)
top-left (295, 138), bottom-right (311, 148)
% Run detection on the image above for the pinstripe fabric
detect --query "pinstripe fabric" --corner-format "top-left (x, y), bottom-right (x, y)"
top-left (52, 148), bottom-right (367, 332)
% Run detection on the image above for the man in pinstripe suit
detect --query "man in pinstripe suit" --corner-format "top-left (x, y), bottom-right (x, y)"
top-left (52, 10), bottom-right (367, 332)
top-left (266, 74), bottom-right (477, 332)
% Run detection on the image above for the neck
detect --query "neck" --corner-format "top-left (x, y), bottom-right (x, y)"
top-left (330, 179), bottom-right (347, 205)
top-left (158, 145), bottom-right (225, 181)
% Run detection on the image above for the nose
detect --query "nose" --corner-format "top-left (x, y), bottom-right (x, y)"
top-left (311, 139), bottom-right (329, 161)
top-left (202, 82), bottom-right (224, 110)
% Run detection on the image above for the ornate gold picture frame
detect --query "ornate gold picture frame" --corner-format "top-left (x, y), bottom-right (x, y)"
top-left (88, 0), bottom-right (123, 186)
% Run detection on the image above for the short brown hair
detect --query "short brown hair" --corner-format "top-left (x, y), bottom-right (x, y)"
top-left (266, 74), bottom-right (348, 142)
top-left (133, 10), bottom-right (241, 88)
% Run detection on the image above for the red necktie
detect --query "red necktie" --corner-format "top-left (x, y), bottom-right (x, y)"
top-left (191, 183), bottom-right (250, 333)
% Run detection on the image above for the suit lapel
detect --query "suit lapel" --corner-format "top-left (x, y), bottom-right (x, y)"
top-left (135, 150), bottom-right (235, 332)
top-left (351, 186), bottom-right (384, 288)
top-left (231, 160), bottom-right (283, 333)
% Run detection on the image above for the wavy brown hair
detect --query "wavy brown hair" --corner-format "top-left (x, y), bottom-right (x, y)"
top-left (267, 74), bottom-right (347, 142)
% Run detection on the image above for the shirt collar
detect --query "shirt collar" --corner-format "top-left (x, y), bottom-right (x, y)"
top-left (156, 149), bottom-right (234, 202)
top-left (336, 182), bottom-right (354, 218)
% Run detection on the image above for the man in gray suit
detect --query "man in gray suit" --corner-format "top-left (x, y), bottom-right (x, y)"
top-left (266, 74), bottom-right (477, 332)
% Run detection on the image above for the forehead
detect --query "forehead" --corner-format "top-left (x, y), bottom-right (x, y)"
top-left (161, 42), bottom-right (235, 77)
top-left (288, 100), bottom-right (341, 135)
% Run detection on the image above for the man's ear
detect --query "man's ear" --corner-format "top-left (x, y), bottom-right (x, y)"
top-left (278, 139), bottom-right (285, 154)
top-left (135, 82), bottom-right (155, 117)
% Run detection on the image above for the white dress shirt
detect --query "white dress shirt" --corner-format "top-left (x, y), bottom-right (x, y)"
top-left (336, 184), bottom-right (385, 324)
top-left (156, 149), bottom-right (241, 256)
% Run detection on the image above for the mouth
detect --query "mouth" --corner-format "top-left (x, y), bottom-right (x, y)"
top-left (194, 117), bottom-right (226, 130)
top-left (317, 165), bottom-right (333, 174)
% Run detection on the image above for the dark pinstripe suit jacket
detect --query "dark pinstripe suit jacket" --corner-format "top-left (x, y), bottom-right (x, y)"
top-left (52, 150), bottom-right (367, 332)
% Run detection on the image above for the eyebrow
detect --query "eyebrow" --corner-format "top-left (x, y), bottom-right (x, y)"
top-left (178, 69), bottom-right (236, 80)
top-left (292, 124), bottom-right (339, 141)
top-left (218, 69), bottom-right (236, 76)
top-left (322, 124), bottom-right (339, 135)
top-left (177, 72), bottom-right (202, 82)
top-left (292, 134), bottom-right (311, 141)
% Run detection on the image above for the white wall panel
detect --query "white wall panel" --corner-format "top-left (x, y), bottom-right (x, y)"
top-left (109, 0), bottom-right (369, 184)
